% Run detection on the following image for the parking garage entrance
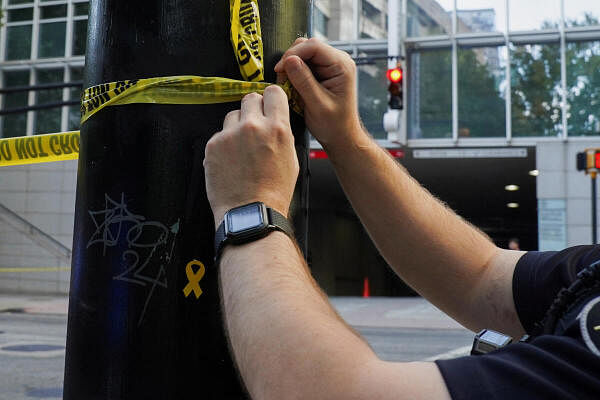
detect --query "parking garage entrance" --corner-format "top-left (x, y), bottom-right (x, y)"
top-left (308, 146), bottom-right (537, 296)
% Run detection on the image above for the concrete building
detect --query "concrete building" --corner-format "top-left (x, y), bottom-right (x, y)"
top-left (1, 0), bottom-right (600, 295)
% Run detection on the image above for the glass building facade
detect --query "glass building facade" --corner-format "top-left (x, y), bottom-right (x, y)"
top-left (316, 0), bottom-right (600, 143)
top-left (0, 0), bottom-right (88, 138)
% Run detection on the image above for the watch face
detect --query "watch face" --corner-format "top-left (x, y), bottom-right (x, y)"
top-left (227, 203), bottom-right (265, 234)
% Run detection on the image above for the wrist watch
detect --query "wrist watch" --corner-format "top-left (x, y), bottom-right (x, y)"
top-left (214, 202), bottom-right (294, 261)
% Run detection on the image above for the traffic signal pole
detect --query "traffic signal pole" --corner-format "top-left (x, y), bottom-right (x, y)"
top-left (63, 1), bottom-right (309, 398)
top-left (383, 0), bottom-right (405, 143)
top-left (576, 149), bottom-right (600, 245)
top-left (592, 172), bottom-right (597, 244)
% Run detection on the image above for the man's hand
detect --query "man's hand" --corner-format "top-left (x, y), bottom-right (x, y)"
top-left (275, 37), bottom-right (366, 152)
top-left (203, 85), bottom-right (299, 228)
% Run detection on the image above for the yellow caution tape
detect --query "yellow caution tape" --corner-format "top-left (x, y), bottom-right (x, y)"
top-left (230, 0), bottom-right (264, 82)
top-left (0, 132), bottom-right (79, 167)
top-left (81, 77), bottom-right (301, 125)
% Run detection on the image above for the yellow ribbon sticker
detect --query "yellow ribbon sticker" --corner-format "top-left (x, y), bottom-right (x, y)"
top-left (230, 0), bottom-right (264, 82)
top-left (182, 260), bottom-right (206, 299)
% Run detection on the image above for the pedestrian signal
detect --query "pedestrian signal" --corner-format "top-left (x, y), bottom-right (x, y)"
top-left (576, 149), bottom-right (600, 175)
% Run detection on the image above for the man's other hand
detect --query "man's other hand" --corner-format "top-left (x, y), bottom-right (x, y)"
top-left (203, 86), bottom-right (299, 228)
top-left (275, 37), bottom-right (364, 152)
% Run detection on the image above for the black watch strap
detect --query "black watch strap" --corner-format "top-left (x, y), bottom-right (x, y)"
top-left (214, 206), bottom-right (294, 260)
top-left (267, 208), bottom-right (294, 237)
top-left (214, 220), bottom-right (226, 253)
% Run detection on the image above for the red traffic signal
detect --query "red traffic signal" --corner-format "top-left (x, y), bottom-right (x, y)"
top-left (596, 151), bottom-right (600, 169)
top-left (386, 68), bottom-right (403, 83)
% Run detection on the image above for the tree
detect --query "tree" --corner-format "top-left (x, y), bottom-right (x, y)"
top-left (510, 16), bottom-right (600, 137)
top-left (407, 14), bottom-right (600, 139)
top-left (410, 46), bottom-right (506, 139)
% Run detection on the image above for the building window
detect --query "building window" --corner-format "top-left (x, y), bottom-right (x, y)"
top-left (359, 0), bottom-right (387, 39)
top-left (72, 0), bottom-right (90, 56)
top-left (1, 70), bottom-right (31, 138)
top-left (358, 57), bottom-right (388, 139)
top-left (72, 19), bottom-right (88, 56)
top-left (38, 3), bottom-right (68, 59)
top-left (314, 0), bottom-right (356, 41)
top-left (38, 22), bottom-right (67, 58)
top-left (314, 6), bottom-right (329, 38)
top-left (4, 1), bottom-right (34, 61)
top-left (408, 48), bottom-right (452, 139)
top-left (6, 25), bottom-right (33, 60)
top-left (458, 45), bottom-right (507, 137)
top-left (510, 43), bottom-right (562, 137)
top-left (34, 68), bottom-right (65, 134)
top-left (566, 40), bottom-right (600, 136)
top-left (68, 67), bottom-right (84, 131)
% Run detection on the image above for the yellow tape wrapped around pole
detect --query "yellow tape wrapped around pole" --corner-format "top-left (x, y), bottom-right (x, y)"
top-left (230, 0), bottom-right (264, 82)
top-left (81, 76), bottom-right (301, 125)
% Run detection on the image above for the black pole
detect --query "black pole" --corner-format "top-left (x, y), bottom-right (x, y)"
top-left (593, 174), bottom-right (597, 244)
top-left (63, 1), bottom-right (309, 399)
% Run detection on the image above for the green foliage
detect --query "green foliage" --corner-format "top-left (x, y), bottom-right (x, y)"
top-left (411, 14), bottom-right (600, 138)
top-left (565, 40), bottom-right (600, 136)
top-left (510, 43), bottom-right (562, 137)
top-left (359, 61), bottom-right (390, 139)
top-left (415, 49), bottom-right (452, 138)
top-left (458, 48), bottom-right (505, 137)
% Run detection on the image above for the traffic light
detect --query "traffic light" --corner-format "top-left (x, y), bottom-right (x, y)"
top-left (576, 149), bottom-right (600, 175)
top-left (387, 67), bottom-right (403, 110)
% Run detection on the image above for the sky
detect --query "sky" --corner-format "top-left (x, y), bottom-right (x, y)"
top-left (431, 0), bottom-right (600, 32)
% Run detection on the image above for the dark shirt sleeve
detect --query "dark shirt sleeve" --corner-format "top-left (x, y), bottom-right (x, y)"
top-left (435, 246), bottom-right (600, 399)
top-left (513, 245), bottom-right (600, 333)
top-left (436, 336), bottom-right (600, 400)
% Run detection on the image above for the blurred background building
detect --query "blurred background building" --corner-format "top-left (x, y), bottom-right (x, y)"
top-left (1, 0), bottom-right (599, 295)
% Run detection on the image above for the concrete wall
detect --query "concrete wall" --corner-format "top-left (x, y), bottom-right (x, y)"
top-left (537, 141), bottom-right (600, 249)
top-left (0, 160), bottom-right (77, 294)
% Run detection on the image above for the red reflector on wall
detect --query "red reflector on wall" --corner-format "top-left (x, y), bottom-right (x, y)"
top-left (310, 149), bottom-right (404, 159)
top-left (388, 150), bottom-right (405, 158)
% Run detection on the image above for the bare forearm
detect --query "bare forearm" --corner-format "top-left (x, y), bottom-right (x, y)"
top-left (326, 131), bottom-right (523, 335)
top-left (219, 232), bottom-right (376, 400)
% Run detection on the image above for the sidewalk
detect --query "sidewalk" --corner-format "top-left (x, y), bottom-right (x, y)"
top-left (0, 294), bottom-right (68, 315)
top-left (0, 293), bottom-right (463, 330)
top-left (330, 297), bottom-right (464, 330)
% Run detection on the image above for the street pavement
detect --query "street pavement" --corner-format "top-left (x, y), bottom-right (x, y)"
top-left (0, 295), bottom-right (473, 399)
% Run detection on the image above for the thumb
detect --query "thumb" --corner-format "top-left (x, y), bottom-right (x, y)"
top-left (283, 56), bottom-right (326, 107)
